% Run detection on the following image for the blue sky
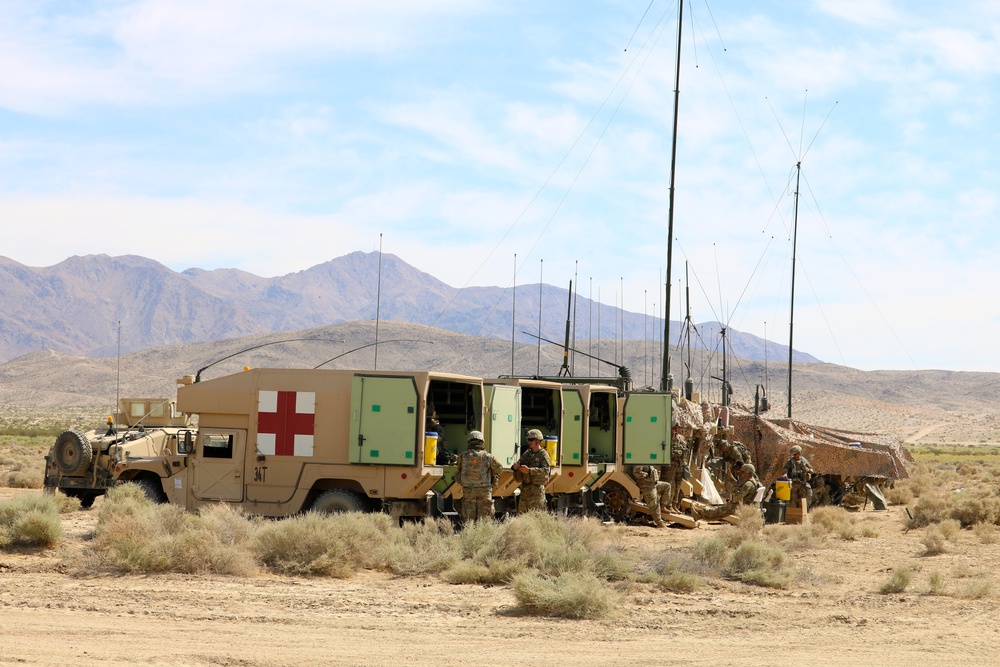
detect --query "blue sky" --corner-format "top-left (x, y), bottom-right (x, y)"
top-left (1, 1), bottom-right (998, 372)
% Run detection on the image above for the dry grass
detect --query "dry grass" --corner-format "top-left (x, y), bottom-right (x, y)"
top-left (879, 566), bottom-right (913, 594)
top-left (0, 492), bottom-right (65, 548)
top-left (511, 571), bottom-right (622, 619)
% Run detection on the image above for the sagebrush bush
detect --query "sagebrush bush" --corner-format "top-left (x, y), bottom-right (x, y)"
top-left (921, 527), bottom-right (947, 555)
top-left (91, 485), bottom-right (257, 575)
top-left (0, 493), bottom-right (63, 548)
top-left (511, 571), bottom-right (622, 619)
top-left (724, 540), bottom-right (792, 589)
top-left (879, 567), bottom-right (913, 594)
top-left (926, 571), bottom-right (946, 595)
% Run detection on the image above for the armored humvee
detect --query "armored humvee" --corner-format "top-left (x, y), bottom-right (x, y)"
top-left (43, 398), bottom-right (195, 508)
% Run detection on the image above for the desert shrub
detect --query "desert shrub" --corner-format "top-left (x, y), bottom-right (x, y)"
top-left (252, 511), bottom-right (395, 577)
top-left (654, 554), bottom-right (702, 593)
top-left (0, 493), bottom-right (63, 548)
top-left (921, 527), bottom-right (947, 556)
top-left (723, 540), bottom-right (792, 589)
top-left (926, 571), bottom-right (946, 595)
top-left (810, 506), bottom-right (859, 540)
top-left (884, 485), bottom-right (913, 505)
top-left (949, 494), bottom-right (999, 527)
top-left (762, 523), bottom-right (823, 551)
top-left (954, 579), bottom-right (993, 599)
top-left (469, 513), bottom-right (613, 579)
top-left (511, 571), bottom-right (622, 619)
top-left (879, 567), bottom-right (913, 594)
top-left (691, 536), bottom-right (730, 571)
top-left (92, 486), bottom-right (257, 575)
top-left (441, 556), bottom-right (525, 585)
top-left (659, 570), bottom-right (701, 593)
top-left (973, 522), bottom-right (998, 544)
top-left (385, 519), bottom-right (460, 576)
top-left (4, 470), bottom-right (43, 489)
top-left (906, 494), bottom-right (953, 528)
top-left (937, 518), bottom-right (961, 540)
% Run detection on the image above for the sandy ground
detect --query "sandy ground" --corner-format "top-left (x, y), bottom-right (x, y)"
top-left (1, 491), bottom-right (999, 667)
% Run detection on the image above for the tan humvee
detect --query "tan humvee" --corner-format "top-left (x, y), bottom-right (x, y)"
top-left (111, 368), bottom-right (485, 518)
top-left (43, 398), bottom-right (194, 507)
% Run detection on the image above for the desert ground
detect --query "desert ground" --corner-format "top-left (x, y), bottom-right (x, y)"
top-left (1, 484), bottom-right (998, 667)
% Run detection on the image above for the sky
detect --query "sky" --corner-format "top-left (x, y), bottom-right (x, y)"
top-left (1, 0), bottom-right (998, 373)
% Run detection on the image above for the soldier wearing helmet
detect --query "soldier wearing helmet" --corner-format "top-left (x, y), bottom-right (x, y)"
top-left (512, 428), bottom-right (551, 514)
top-left (691, 461), bottom-right (762, 522)
top-left (782, 444), bottom-right (813, 504)
top-left (455, 430), bottom-right (503, 523)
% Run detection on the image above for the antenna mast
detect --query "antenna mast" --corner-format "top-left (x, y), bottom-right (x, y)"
top-left (374, 234), bottom-right (383, 370)
top-left (787, 162), bottom-right (801, 418)
top-left (661, 0), bottom-right (684, 392)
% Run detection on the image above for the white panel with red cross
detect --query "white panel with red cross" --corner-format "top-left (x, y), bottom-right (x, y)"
top-left (256, 390), bottom-right (316, 457)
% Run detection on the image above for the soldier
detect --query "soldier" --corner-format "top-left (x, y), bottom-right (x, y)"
top-left (455, 430), bottom-right (503, 523)
top-left (512, 428), bottom-right (551, 513)
top-left (782, 445), bottom-right (813, 504)
top-left (692, 463), bottom-right (761, 521)
top-left (667, 425), bottom-right (690, 509)
top-left (810, 473), bottom-right (831, 507)
top-left (631, 463), bottom-right (672, 527)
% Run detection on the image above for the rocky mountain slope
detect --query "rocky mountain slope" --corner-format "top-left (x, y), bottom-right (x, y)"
top-left (0, 252), bottom-right (816, 365)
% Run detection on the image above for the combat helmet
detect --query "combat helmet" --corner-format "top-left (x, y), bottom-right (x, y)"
top-left (467, 430), bottom-right (485, 448)
top-left (789, 445), bottom-right (802, 455)
top-left (740, 463), bottom-right (756, 476)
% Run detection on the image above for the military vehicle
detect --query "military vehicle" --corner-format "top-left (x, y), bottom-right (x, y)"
top-left (110, 368), bottom-right (486, 519)
top-left (43, 397), bottom-right (195, 508)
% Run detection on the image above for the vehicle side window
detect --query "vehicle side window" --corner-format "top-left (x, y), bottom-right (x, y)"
top-left (202, 433), bottom-right (234, 459)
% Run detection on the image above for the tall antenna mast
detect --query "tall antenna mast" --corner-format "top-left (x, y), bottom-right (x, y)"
top-left (572, 260), bottom-right (578, 375)
top-left (787, 162), bottom-right (801, 418)
top-left (559, 280), bottom-right (573, 377)
top-left (661, 0), bottom-right (684, 392)
top-left (536, 259), bottom-right (543, 375)
top-left (511, 253), bottom-right (517, 375)
top-left (374, 233), bottom-right (383, 370)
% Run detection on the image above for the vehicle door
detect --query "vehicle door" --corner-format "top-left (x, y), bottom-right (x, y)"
top-left (622, 392), bottom-right (671, 465)
top-left (192, 428), bottom-right (246, 501)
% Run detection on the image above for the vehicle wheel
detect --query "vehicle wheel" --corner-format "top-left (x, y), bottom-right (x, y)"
top-left (131, 477), bottom-right (168, 504)
top-left (603, 485), bottom-right (631, 522)
top-left (79, 492), bottom-right (99, 509)
top-left (53, 430), bottom-right (93, 476)
top-left (311, 489), bottom-right (366, 514)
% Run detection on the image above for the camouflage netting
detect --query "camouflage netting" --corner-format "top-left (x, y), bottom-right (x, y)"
top-left (671, 397), bottom-right (911, 488)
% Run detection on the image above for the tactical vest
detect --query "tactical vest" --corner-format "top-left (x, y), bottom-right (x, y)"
top-left (459, 449), bottom-right (491, 488)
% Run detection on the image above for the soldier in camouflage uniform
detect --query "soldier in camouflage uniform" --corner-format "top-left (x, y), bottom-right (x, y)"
top-left (455, 431), bottom-right (503, 523)
top-left (692, 463), bottom-right (761, 521)
top-left (666, 426), bottom-right (690, 509)
top-left (512, 429), bottom-right (551, 513)
top-left (783, 445), bottom-right (813, 504)
top-left (631, 463), bottom-right (672, 527)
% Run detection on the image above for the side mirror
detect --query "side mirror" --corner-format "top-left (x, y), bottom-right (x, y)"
top-left (181, 431), bottom-right (194, 454)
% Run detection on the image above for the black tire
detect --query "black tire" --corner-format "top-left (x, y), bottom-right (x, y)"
top-left (603, 485), bottom-right (632, 522)
top-left (79, 492), bottom-right (99, 509)
top-left (311, 489), bottom-right (366, 514)
top-left (131, 477), bottom-right (168, 504)
top-left (53, 430), bottom-right (93, 476)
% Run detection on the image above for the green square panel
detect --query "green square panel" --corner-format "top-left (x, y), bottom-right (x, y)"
top-left (407, 406), bottom-right (414, 414)
top-left (370, 450), bottom-right (379, 457)
top-left (372, 405), bottom-right (381, 412)
top-left (405, 451), bottom-right (413, 459)
top-left (651, 453), bottom-right (657, 460)
top-left (626, 416), bottom-right (632, 422)
top-left (650, 416), bottom-right (657, 422)
top-left (625, 452), bottom-right (632, 459)
top-left (574, 415), bottom-right (581, 421)
top-left (572, 453), bottom-right (580, 460)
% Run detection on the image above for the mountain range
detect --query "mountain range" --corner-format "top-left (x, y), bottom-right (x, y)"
top-left (0, 251), bottom-right (817, 366)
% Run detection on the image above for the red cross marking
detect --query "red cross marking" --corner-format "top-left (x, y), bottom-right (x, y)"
top-left (258, 391), bottom-right (315, 456)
